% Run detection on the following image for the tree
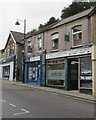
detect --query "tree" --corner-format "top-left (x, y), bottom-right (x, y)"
top-left (27, 28), bottom-right (37, 34)
top-left (45, 17), bottom-right (59, 26)
top-left (60, 2), bottom-right (96, 19)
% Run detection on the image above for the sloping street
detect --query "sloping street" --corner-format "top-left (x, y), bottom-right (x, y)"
top-left (2, 80), bottom-right (94, 118)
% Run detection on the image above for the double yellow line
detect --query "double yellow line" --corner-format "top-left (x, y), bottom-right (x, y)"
top-left (48, 92), bottom-right (96, 104)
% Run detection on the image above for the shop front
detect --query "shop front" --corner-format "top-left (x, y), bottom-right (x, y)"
top-left (79, 56), bottom-right (92, 94)
top-left (66, 56), bottom-right (92, 94)
top-left (2, 56), bottom-right (15, 81)
top-left (46, 47), bottom-right (92, 94)
top-left (24, 56), bottom-right (41, 85)
top-left (46, 58), bottom-right (65, 88)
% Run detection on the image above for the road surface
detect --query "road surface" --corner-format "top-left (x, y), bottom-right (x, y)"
top-left (2, 80), bottom-right (94, 118)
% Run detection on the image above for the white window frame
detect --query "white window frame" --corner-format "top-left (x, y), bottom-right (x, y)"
top-left (11, 44), bottom-right (14, 49)
top-left (11, 44), bottom-right (15, 55)
top-left (28, 40), bottom-right (31, 46)
top-left (72, 25), bottom-right (82, 47)
top-left (37, 37), bottom-right (42, 52)
top-left (27, 40), bottom-right (32, 54)
top-left (51, 33), bottom-right (59, 51)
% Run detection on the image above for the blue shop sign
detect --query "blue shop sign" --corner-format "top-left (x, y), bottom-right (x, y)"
top-left (25, 58), bottom-right (30, 62)
top-left (10, 49), bottom-right (14, 55)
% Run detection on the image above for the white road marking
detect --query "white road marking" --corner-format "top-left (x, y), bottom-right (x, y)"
top-left (21, 108), bottom-right (29, 113)
top-left (9, 103), bottom-right (16, 107)
top-left (13, 108), bottom-right (29, 116)
top-left (1, 98), bottom-right (29, 116)
top-left (13, 112), bottom-right (27, 116)
top-left (1, 99), bottom-right (6, 102)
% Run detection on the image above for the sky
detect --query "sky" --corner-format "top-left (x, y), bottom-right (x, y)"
top-left (0, 0), bottom-right (73, 50)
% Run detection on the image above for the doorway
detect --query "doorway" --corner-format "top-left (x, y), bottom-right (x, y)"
top-left (70, 58), bottom-right (78, 90)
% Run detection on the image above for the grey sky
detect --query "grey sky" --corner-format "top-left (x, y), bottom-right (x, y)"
top-left (0, 0), bottom-right (73, 50)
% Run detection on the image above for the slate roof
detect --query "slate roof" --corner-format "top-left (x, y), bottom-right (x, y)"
top-left (50, 7), bottom-right (95, 30)
top-left (25, 21), bottom-right (59, 39)
top-left (25, 6), bottom-right (96, 39)
top-left (10, 31), bottom-right (24, 43)
top-left (2, 31), bottom-right (25, 50)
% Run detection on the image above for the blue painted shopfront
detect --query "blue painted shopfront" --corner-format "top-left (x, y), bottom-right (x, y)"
top-left (23, 56), bottom-right (42, 85)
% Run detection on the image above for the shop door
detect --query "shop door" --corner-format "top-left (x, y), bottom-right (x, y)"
top-left (70, 58), bottom-right (78, 90)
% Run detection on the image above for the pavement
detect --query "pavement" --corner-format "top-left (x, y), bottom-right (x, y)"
top-left (2, 79), bottom-right (95, 102)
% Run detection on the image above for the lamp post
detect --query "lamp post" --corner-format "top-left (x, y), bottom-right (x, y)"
top-left (15, 19), bottom-right (26, 83)
top-left (15, 19), bottom-right (26, 40)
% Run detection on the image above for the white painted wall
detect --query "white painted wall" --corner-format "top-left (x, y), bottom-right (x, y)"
top-left (10, 62), bottom-right (14, 81)
top-left (2, 61), bottom-right (14, 81)
top-left (0, 64), bottom-right (2, 79)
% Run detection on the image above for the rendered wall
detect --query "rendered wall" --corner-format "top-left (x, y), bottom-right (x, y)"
top-left (92, 45), bottom-right (96, 96)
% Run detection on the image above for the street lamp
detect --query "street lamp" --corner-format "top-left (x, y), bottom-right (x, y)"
top-left (15, 19), bottom-right (26, 40)
top-left (15, 19), bottom-right (26, 83)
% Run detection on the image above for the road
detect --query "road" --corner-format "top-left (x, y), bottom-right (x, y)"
top-left (2, 80), bottom-right (94, 118)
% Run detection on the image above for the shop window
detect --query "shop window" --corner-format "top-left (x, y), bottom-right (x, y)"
top-left (72, 25), bottom-right (82, 47)
top-left (28, 63), bottom-right (40, 82)
top-left (3, 66), bottom-right (10, 78)
top-left (47, 59), bottom-right (65, 87)
top-left (37, 37), bottom-right (42, 52)
top-left (28, 66), bottom-right (37, 81)
top-left (51, 33), bottom-right (59, 50)
top-left (80, 56), bottom-right (92, 89)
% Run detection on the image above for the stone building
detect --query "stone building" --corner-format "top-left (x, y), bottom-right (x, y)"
top-left (0, 31), bottom-right (24, 81)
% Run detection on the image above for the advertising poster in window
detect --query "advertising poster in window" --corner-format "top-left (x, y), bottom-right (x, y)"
top-left (80, 56), bottom-right (92, 88)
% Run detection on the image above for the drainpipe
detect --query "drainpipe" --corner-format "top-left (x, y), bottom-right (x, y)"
top-left (41, 31), bottom-right (46, 87)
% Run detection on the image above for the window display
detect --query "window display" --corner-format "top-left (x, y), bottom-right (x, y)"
top-left (3, 66), bottom-right (10, 78)
top-left (47, 59), bottom-right (65, 86)
top-left (28, 66), bottom-right (37, 81)
top-left (28, 62), bottom-right (40, 82)
top-left (80, 56), bottom-right (92, 89)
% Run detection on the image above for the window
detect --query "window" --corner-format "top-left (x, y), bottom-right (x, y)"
top-left (72, 25), bottom-right (82, 47)
top-left (3, 66), bottom-right (10, 78)
top-left (51, 33), bottom-right (59, 50)
top-left (80, 56), bottom-right (92, 89)
top-left (10, 44), bottom-right (14, 55)
top-left (27, 40), bottom-right (32, 53)
top-left (47, 58), bottom-right (65, 86)
top-left (37, 37), bottom-right (42, 51)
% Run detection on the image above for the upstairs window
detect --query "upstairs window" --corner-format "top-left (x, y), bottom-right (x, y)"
top-left (27, 40), bottom-right (32, 53)
top-left (72, 25), bottom-right (82, 47)
top-left (51, 33), bottom-right (59, 50)
top-left (10, 44), bottom-right (14, 55)
top-left (37, 37), bottom-right (42, 52)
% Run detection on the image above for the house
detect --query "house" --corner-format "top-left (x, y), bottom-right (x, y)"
top-left (0, 31), bottom-right (24, 81)
top-left (23, 23), bottom-right (58, 85)
top-left (23, 6), bottom-right (96, 95)
top-left (45, 7), bottom-right (96, 95)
